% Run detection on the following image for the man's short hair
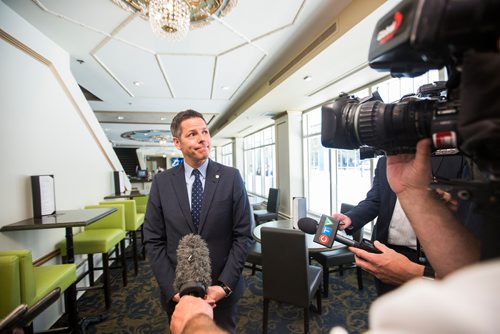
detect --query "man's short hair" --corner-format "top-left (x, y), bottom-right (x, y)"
top-left (170, 109), bottom-right (206, 138)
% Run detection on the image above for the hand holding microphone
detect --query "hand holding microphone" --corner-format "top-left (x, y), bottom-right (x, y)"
top-left (331, 212), bottom-right (352, 230)
top-left (297, 215), bottom-right (381, 253)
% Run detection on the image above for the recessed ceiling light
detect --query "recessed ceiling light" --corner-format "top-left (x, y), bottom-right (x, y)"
top-left (221, 86), bottom-right (230, 90)
top-left (303, 75), bottom-right (312, 81)
top-left (117, 116), bottom-right (125, 120)
top-left (160, 117), bottom-right (167, 121)
top-left (133, 81), bottom-right (143, 86)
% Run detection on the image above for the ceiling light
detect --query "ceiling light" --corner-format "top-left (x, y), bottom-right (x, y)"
top-left (221, 86), bottom-right (230, 90)
top-left (160, 117), bottom-right (167, 121)
top-left (133, 81), bottom-right (143, 86)
top-left (117, 116), bottom-right (125, 120)
top-left (111, 0), bottom-right (238, 40)
top-left (303, 75), bottom-right (312, 82)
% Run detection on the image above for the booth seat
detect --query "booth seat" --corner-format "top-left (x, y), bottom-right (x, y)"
top-left (0, 250), bottom-right (77, 331)
top-left (59, 203), bottom-right (127, 310)
top-left (100, 199), bottom-right (145, 275)
top-left (133, 195), bottom-right (149, 214)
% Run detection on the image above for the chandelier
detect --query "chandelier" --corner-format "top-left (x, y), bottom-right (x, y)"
top-left (111, 0), bottom-right (238, 40)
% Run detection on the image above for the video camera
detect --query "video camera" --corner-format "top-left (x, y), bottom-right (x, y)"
top-left (321, 0), bottom-right (500, 259)
top-left (321, 0), bottom-right (500, 175)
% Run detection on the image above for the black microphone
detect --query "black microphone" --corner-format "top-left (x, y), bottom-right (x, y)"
top-left (297, 216), bottom-right (381, 253)
top-left (297, 217), bottom-right (320, 234)
top-left (174, 233), bottom-right (212, 298)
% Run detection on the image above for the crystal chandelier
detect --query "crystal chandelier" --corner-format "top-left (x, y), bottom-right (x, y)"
top-left (110, 0), bottom-right (238, 40)
top-left (149, 0), bottom-right (190, 40)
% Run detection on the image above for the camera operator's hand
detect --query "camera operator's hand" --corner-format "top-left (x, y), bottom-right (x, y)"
top-left (349, 241), bottom-right (424, 285)
top-left (331, 212), bottom-right (352, 230)
top-left (386, 139), bottom-right (432, 196)
top-left (386, 138), bottom-right (480, 277)
top-left (170, 295), bottom-right (221, 334)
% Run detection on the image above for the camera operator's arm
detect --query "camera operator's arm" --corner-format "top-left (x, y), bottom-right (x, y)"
top-left (350, 241), bottom-right (425, 285)
top-left (386, 139), bottom-right (480, 277)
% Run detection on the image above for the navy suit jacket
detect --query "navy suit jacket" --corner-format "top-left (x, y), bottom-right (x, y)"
top-left (346, 155), bottom-right (466, 243)
top-left (143, 159), bottom-right (252, 305)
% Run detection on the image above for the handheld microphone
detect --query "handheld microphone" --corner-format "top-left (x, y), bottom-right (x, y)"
top-left (174, 233), bottom-right (212, 298)
top-left (298, 216), bottom-right (382, 253)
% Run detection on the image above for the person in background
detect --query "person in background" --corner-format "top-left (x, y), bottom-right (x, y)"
top-left (143, 109), bottom-right (252, 333)
top-left (333, 154), bottom-right (466, 294)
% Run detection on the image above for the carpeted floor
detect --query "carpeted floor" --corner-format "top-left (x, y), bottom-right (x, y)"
top-left (57, 251), bottom-right (376, 334)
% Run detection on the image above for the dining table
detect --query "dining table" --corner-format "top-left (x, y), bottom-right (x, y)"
top-left (252, 219), bottom-right (347, 253)
top-left (103, 190), bottom-right (148, 200)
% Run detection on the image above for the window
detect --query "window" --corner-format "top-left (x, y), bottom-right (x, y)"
top-left (243, 127), bottom-right (276, 197)
top-left (303, 111), bottom-right (331, 215)
top-left (209, 147), bottom-right (216, 160)
top-left (221, 143), bottom-right (233, 167)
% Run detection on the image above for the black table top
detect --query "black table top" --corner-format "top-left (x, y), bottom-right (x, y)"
top-left (0, 208), bottom-right (117, 231)
top-left (104, 191), bottom-right (148, 199)
top-left (253, 219), bottom-right (347, 253)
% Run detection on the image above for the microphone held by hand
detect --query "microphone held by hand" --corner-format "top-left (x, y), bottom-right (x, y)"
top-left (297, 215), bottom-right (381, 253)
top-left (174, 233), bottom-right (212, 298)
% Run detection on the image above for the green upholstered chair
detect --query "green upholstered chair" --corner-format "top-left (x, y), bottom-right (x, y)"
top-left (100, 199), bottom-right (145, 275)
top-left (0, 255), bottom-right (21, 320)
top-left (133, 195), bottom-right (148, 214)
top-left (0, 250), bottom-right (77, 331)
top-left (59, 203), bottom-right (127, 310)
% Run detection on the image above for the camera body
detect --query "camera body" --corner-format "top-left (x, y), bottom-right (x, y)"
top-left (321, 0), bottom-right (500, 162)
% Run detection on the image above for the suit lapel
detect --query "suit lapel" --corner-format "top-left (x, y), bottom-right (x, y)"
top-left (198, 160), bottom-right (221, 233)
top-left (171, 164), bottom-right (196, 232)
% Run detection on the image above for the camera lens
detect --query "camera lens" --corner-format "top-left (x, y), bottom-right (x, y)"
top-left (321, 93), bottom-right (435, 154)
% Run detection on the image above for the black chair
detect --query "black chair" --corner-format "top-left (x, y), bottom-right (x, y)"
top-left (254, 188), bottom-right (280, 225)
top-left (245, 205), bottom-right (262, 275)
top-left (244, 241), bottom-right (262, 275)
top-left (310, 203), bottom-right (364, 297)
top-left (261, 227), bottom-right (322, 334)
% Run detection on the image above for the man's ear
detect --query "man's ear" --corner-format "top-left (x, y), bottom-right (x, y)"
top-left (173, 137), bottom-right (181, 150)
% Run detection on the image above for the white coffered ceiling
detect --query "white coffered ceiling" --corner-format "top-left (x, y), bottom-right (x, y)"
top-left (3, 0), bottom-right (395, 150)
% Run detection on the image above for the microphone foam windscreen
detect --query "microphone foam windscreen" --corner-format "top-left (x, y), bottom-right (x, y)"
top-left (297, 217), bottom-right (318, 234)
top-left (174, 233), bottom-right (212, 293)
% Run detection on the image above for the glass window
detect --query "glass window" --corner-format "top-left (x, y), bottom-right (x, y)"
top-left (221, 142), bottom-right (233, 167)
top-left (244, 126), bottom-right (276, 197)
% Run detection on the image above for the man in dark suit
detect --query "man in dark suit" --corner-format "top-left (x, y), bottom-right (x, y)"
top-left (334, 155), bottom-right (466, 295)
top-left (143, 109), bottom-right (252, 333)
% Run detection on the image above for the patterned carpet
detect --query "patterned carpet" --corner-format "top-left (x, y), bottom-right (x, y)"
top-left (57, 251), bottom-right (376, 334)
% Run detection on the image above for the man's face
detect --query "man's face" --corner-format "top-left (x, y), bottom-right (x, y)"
top-left (173, 117), bottom-right (211, 167)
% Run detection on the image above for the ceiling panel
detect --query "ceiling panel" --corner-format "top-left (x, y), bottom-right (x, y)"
top-left (96, 38), bottom-right (172, 98)
top-left (159, 54), bottom-right (215, 99)
top-left (222, 0), bottom-right (304, 40)
top-left (213, 43), bottom-right (266, 99)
